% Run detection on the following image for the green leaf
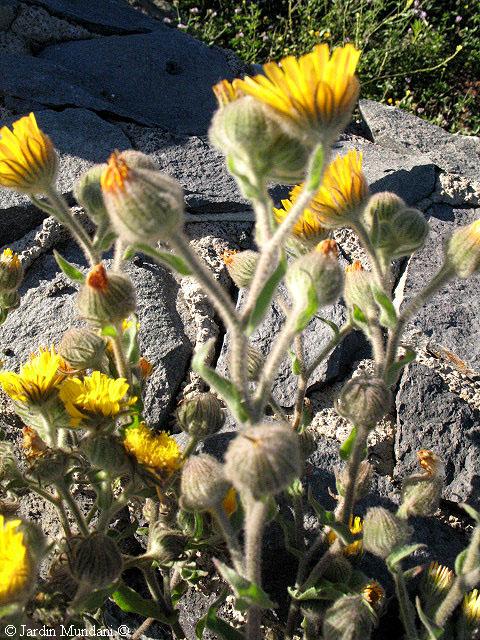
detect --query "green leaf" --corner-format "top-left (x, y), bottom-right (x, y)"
top-left (288, 349), bottom-right (302, 375)
top-left (111, 584), bottom-right (173, 623)
top-left (387, 544), bottom-right (426, 571)
top-left (460, 503), bottom-right (480, 524)
top-left (95, 231), bottom-right (117, 253)
top-left (316, 316), bottom-right (340, 338)
top-left (384, 348), bottom-right (416, 386)
top-left (294, 273), bottom-right (319, 332)
top-left (307, 487), bottom-right (334, 525)
top-left (101, 325), bottom-right (118, 338)
top-left (455, 548), bottom-right (468, 576)
top-left (288, 581), bottom-right (348, 602)
top-left (196, 605), bottom-right (245, 640)
top-left (352, 304), bottom-right (368, 326)
top-left (53, 250), bottom-right (85, 283)
top-left (135, 243), bottom-right (193, 276)
top-left (307, 145), bottom-right (325, 190)
top-left (245, 256), bottom-right (286, 335)
top-left (275, 512), bottom-right (303, 559)
top-left (193, 511), bottom-right (204, 540)
top-left (123, 313), bottom-right (140, 365)
top-left (372, 286), bottom-right (398, 328)
top-left (415, 597), bottom-right (444, 639)
top-left (192, 340), bottom-right (249, 423)
top-left (213, 559), bottom-right (276, 611)
top-left (339, 426), bottom-right (358, 461)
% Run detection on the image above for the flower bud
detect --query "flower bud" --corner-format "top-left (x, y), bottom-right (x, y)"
top-left (365, 192), bottom-right (428, 260)
top-left (335, 376), bottom-right (391, 429)
top-left (0, 290), bottom-right (20, 310)
top-left (323, 554), bottom-right (353, 584)
top-left (80, 434), bottom-right (130, 476)
top-left (227, 344), bottom-right (264, 382)
top-left (101, 150), bottom-right (184, 245)
top-left (298, 427), bottom-right (317, 460)
top-left (180, 454), bottom-right (229, 511)
top-left (285, 240), bottom-right (343, 311)
top-left (323, 595), bottom-right (375, 640)
top-left (147, 523), bottom-right (186, 565)
top-left (459, 589), bottom-right (480, 638)
top-left (224, 423), bottom-right (302, 499)
top-left (72, 532), bottom-right (123, 589)
top-left (420, 562), bottom-right (454, 618)
top-left (361, 581), bottom-right (385, 613)
top-left (222, 249), bottom-right (259, 288)
top-left (363, 507), bottom-right (412, 559)
top-left (59, 327), bottom-right (107, 370)
top-left (77, 263), bottom-right (136, 327)
top-left (343, 261), bottom-right (377, 320)
top-left (28, 449), bottom-right (69, 485)
top-left (0, 249), bottom-right (23, 292)
top-left (210, 95), bottom-right (309, 186)
top-left (0, 442), bottom-right (21, 483)
top-left (446, 219), bottom-right (480, 278)
top-left (176, 393), bottom-right (225, 440)
top-left (73, 164), bottom-right (109, 227)
top-left (399, 450), bottom-right (444, 518)
top-left (336, 460), bottom-right (373, 501)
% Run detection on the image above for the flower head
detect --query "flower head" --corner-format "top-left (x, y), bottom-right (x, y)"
top-left (417, 449), bottom-right (445, 478)
top-left (59, 371), bottom-right (136, 427)
top-left (327, 515), bottom-right (363, 557)
top-left (234, 44), bottom-right (360, 142)
top-left (123, 422), bottom-right (180, 474)
top-left (0, 113), bottom-right (57, 194)
top-left (274, 191), bottom-right (328, 245)
top-left (0, 346), bottom-right (66, 404)
top-left (222, 487), bottom-right (238, 517)
top-left (0, 248), bottom-right (23, 293)
top-left (424, 562), bottom-right (454, 594)
top-left (0, 515), bottom-right (31, 606)
top-left (362, 580), bottom-right (385, 611)
top-left (463, 589), bottom-right (480, 625)
top-left (213, 79), bottom-right (242, 107)
top-left (0, 248), bottom-right (20, 270)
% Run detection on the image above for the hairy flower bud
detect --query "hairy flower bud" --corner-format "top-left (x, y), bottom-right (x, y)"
top-left (446, 219), bottom-right (480, 278)
top-left (420, 561), bottom-right (454, 618)
top-left (398, 450), bottom-right (444, 518)
top-left (222, 249), bottom-right (259, 288)
top-left (59, 327), bottom-right (107, 370)
top-left (210, 95), bottom-right (309, 186)
top-left (0, 249), bottom-right (23, 293)
top-left (323, 595), bottom-right (375, 640)
top-left (224, 423), bottom-right (302, 499)
top-left (227, 345), bottom-right (264, 382)
top-left (80, 434), bottom-right (130, 476)
top-left (285, 240), bottom-right (343, 311)
top-left (180, 454), bottom-right (229, 511)
top-left (72, 533), bottom-right (123, 589)
top-left (101, 151), bottom-right (184, 245)
top-left (323, 554), bottom-right (353, 584)
top-left (365, 192), bottom-right (428, 260)
top-left (77, 264), bottom-right (136, 327)
top-left (29, 449), bottom-right (69, 485)
top-left (363, 507), bottom-right (412, 559)
top-left (0, 290), bottom-right (20, 310)
top-left (147, 523), bottom-right (186, 565)
top-left (335, 376), bottom-right (391, 428)
top-left (73, 164), bottom-right (109, 227)
top-left (336, 460), bottom-right (373, 501)
top-left (176, 393), bottom-right (225, 440)
top-left (343, 261), bottom-right (377, 320)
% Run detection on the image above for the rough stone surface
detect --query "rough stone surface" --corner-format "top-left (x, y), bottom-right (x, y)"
top-left (359, 99), bottom-right (480, 181)
top-left (40, 29), bottom-right (242, 134)
top-left (395, 363), bottom-right (480, 508)
top-left (28, 0), bottom-right (160, 33)
top-left (0, 108), bottom-right (130, 244)
top-left (0, 0), bottom-right (17, 30)
top-left (401, 205), bottom-right (480, 371)
top-left (11, 3), bottom-right (93, 44)
top-left (0, 242), bottom-right (192, 427)
top-left (0, 29), bottom-right (29, 53)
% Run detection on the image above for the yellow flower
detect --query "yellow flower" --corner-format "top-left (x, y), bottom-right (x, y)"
top-left (59, 371), bottom-right (136, 427)
top-left (327, 515), bottom-right (363, 557)
top-left (0, 515), bottom-right (30, 606)
top-left (0, 346), bottom-right (66, 404)
top-left (463, 589), bottom-right (480, 625)
top-left (213, 79), bottom-right (242, 107)
top-left (274, 191), bottom-right (328, 244)
top-left (417, 449), bottom-right (444, 477)
top-left (424, 561), bottom-right (454, 593)
top-left (0, 113), bottom-right (57, 194)
top-left (276, 150), bottom-right (368, 230)
top-left (0, 248), bottom-right (20, 270)
top-left (362, 580), bottom-right (385, 611)
top-left (123, 422), bottom-right (180, 474)
top-left (234, 44), bottom-right (360, 141)
top-left (222, 487), bottom-right (238, 517)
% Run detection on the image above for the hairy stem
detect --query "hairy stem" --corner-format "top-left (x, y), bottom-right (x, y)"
top-left (110, 330), bottom-right (130, 382)
top-left (393, 567), bottom-right (419, 640)
top-left (351, 220), bottom-right (385, 289)
top-left (56, 482), bottom-right (89, 537)
top-left (335, 425), bottom-right (368, 525)
top-left (292, 334), bottom-right (308, 430)
top-left (212, 503), bottom-right (244, 574)
top-left (305, 322), bottom-right (353, 379)
top-left (245, 497), bottom-right (268, 640)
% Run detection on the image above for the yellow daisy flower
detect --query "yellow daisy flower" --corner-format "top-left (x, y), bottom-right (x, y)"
top-left (0, 248), bottom-right (20, 270)
top-left (0, 346), bottom-right (66, 404)
top-left (222, 487), bottom-right (238, 517)
top-left (213, 79), bottom-right (242, 107)
top-left (327, 515), bottom-right (363, 557)
top-left (234, 44), bottom-right (360, 141)
top-left (123, 422), bottom-right (180, 474)
top-left (0, 515), bottom-right (31, 606)
top-left (0, 113), bottom-right (57, 194)
top-left (0, 248), bottom-right (23, 293)
top-left (362, 580), bottom-right (385, 611)
top-left (463, 589), bottom-right (480, 626)
top-left (274, 192), bottom-right (328, 245)
top-left (59, 371), bottom-right (136, 427)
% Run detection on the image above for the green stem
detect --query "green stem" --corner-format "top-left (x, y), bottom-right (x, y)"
top-left (28, 483), bottom-right (73, 537)
top-left (251, 182), bottom-right (274, 245)
top-left (56, 482), bottom-right (89, 536)
top-left (112, 238), bottom-right (126, 272)
top-left (212, 503), bottom-right (244, 575)
top-left (292, 334), bottom-right (308, 430)
top-left (245, 497), bottom-right (268, 640)
top-left (110, 330), bottom-right (130, 383)
top-left (352, 220), bottom-right (385, 289)
top-left (180, 436), bottom-right (199, 461)
top-left (305, 322), bottom-right (353, 379)
top-left (335, 425), bottom-right (368, 526)
top-left (96, 485), bottom-right (133, 532)
top-left (292, 492), bottom-right (306, 553)
top-left (393, 567), bottom-right (419, 640)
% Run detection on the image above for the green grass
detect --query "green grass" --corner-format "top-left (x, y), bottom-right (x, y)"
top-left (169, 0), bottom-right (479, 135)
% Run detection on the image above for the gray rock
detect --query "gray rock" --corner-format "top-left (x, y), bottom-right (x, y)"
top-left (11, 4), bottom-right (93, 44)
top-left (0, 0), bottom-right (17, 30)
top-left (122, 124), bottom-right (248, 212)
top-left (28, 0), bottom-right (160, 34)
top-left (395, 363), bottom-right (480, 508)
top-left (217, 284), bottom-right (366, 409)
top-left (0, 108), bottom-right (130, 244)
top-left (401, 204), bottom-right (480, 371)
top-left (0, 29), bottom-right (29, 53)
top-left (337, 136), bottom-right (436, 205)
top-left (359, 99), bottom-right (480, 182)
top-left (39, 29), bottom-right (240, 135)
top-left (0, 242), bottom-right (191, 427)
